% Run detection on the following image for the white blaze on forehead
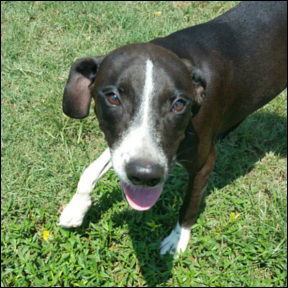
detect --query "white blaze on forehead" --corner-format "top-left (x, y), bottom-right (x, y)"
top-left (142, 59), bottom-right (154, 128)
top-left (111, 59), bottom-right (168, 184)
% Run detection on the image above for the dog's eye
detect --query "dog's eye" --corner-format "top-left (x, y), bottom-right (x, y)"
top-left (105, 92), bottom-right (121, 106)
top-left (172, 98), bottom-right (186, 113)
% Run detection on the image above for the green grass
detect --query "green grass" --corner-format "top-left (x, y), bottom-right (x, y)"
top-left (1, 1), bottom-right (286, 286)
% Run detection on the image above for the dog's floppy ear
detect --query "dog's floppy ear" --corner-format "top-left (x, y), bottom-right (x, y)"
top-left (63, 56), bottom-right (104, 119)
top-left (182, 58), bottom-right (206, 116)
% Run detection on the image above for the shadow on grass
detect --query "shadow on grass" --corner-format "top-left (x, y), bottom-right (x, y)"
top-left (75, 111), bottom-right (286, 286)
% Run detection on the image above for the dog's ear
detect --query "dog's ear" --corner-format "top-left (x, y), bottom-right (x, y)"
top-left (182, 58), bottom-right (206, 116)
top-left (63, 56), bottom-right (104, 119)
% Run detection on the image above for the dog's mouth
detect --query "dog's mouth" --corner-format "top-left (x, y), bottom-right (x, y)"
top-left (120, 181), bottom-right (163, 211)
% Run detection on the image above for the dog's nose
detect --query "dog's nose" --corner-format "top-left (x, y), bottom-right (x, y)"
top-left (126, 160), bottom-right (164, 187)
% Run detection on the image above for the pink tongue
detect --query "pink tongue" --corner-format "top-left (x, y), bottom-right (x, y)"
top-left (120, 181), bottom-right (163, 211)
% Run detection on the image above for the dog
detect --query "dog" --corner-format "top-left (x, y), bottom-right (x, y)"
top-left (58, 1), bottom-right (287, 256)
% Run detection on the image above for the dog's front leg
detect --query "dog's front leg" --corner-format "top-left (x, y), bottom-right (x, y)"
top-left (58, 148), bottom-right (111, 228)
top-left (160, 146), bottom-right (216, 256)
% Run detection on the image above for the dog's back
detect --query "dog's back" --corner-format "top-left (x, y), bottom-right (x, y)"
top-left (152, 1), bottom-right (287, 137)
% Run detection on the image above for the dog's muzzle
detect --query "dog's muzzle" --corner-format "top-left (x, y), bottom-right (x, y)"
top-left (121, 159), bottom-right (165, 211)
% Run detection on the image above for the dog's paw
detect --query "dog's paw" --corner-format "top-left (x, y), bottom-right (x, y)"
top-left (58, 194), bottom-right (91, 228)
top-left (58, 205), bottom-right (86, 228)
top-left (160, 223), bottom-right (190, 257)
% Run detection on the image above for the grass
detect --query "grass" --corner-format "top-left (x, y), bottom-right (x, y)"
top-left (1, 1), bottom-right (286, 286)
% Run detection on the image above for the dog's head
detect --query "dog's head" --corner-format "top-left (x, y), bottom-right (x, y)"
top-left (63, 43), bottom-right (206, 210)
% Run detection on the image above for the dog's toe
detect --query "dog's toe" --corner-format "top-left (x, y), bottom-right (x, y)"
top-left (160, 223), bottom-right (190, 257)
top-left (160, 229), bottom-right (179, 256)
top-left (58, 208), bottom-right (84, 228)
top-left (58, 194), bottom-right (92, 228)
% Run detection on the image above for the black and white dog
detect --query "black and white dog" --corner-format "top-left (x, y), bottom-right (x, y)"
top-left (59, 1), bottom-right (287, 256)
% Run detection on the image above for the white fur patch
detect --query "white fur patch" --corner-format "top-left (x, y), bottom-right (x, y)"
top-left (58, 148), bottom-right (111, 228)
top-left (58, 193), bottom-right (92, 228)
top-left (142, 59), bottom-right (154, 131)
top-left (77, 148), bottom-right (111, 194)
top-left (160, 222), bottom-right (191, 257)
top-left (111, 59), bottom-right (168, 184)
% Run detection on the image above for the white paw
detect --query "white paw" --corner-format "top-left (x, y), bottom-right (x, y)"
top-left (58, 194), bottom-right (92, 228)
top-left (160, 223), bottom-right (190, 257)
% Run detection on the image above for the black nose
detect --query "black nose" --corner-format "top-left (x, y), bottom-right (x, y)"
top-left (126, 160), bottom-right (164, 187)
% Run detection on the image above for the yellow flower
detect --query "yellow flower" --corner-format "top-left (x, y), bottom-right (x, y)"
top-left (43, 230), bottom-right (51, 241)
top-left (154, 11), bottom-right (162, 16)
